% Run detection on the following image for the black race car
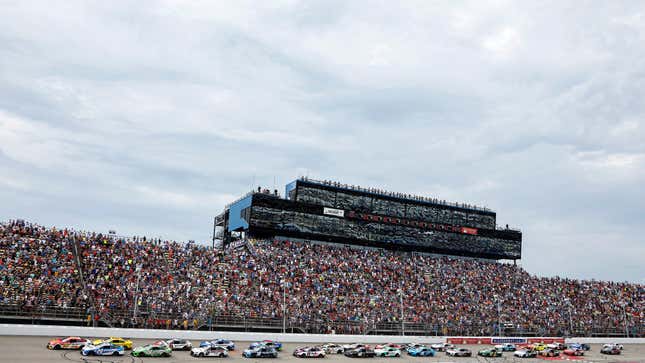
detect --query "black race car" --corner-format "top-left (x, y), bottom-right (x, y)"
top-left (344, 348), bottom-right (376, 358)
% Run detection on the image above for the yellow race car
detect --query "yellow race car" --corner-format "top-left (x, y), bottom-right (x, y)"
top-left (92, 337), bottom-right (133, 350)
top-left (532, 343), bottom-right (547, 351)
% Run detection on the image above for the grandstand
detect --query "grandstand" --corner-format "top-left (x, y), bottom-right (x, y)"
top-left (216, 178), bottom-right (522, 260)
top-left (1, 219), bottom-right (642, 338)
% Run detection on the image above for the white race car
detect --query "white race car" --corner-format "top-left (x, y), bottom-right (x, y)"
top-left (431, 343), bottom-right (455, 352)
top-left (166, 338), bottom-right (192, 350)
top-left (514, 349), bottom-right (537, 358)
top-left (375, 347), bottom-right (401, 357)
top-left (603, 343), bottom-right (624, 350)
top-left (343, 343), bottom-right (367, 351)
top-left (446, 348), bottom-right (472, 357)
top-left (191, 346), bottom-right (229, 358)
top-left (321, 344), bottom-right (344, 354)
top-left (547, 343), bottom-right (566, 350)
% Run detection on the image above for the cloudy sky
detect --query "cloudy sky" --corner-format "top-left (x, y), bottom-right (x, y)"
top-left (1, 1), bottom-right (644, 282)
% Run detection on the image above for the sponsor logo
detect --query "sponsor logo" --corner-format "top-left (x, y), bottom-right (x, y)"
top-left (323, 207), bottom-right (345, 217)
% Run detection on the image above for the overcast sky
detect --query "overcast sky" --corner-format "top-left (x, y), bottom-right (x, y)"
top-left (1, 1), bottom-right (644, 282)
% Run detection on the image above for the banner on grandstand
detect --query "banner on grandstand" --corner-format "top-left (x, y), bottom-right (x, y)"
top-left (447, 337), bottom-right (565, 345)
top-left (323, 207), bottom-right (345, 218)
top-left (460, 227), bottom-right (478, 235)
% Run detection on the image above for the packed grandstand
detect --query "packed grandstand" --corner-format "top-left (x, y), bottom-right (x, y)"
top-left (0, 220), bottom-right (642, 337)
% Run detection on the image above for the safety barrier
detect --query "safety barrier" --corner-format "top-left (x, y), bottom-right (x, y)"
top-left (2, 324), bottom-right (645, 344)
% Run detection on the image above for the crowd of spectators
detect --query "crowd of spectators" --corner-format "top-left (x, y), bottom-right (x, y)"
top-left (0, 220), bottom-right (642, 336)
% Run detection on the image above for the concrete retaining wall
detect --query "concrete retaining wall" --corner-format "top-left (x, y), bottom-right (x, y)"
top-left (2, 324), bottom-right (644, 344)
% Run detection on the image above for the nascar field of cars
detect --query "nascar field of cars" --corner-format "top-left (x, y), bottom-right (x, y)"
top-left (39, 336), bottom-right (628, 359)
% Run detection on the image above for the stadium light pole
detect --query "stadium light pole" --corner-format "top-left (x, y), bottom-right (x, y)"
top-left (493, 294), bottom-right (501, 337)
top-left (282, 280), bottom-right (286, 334)
top-left (399, 289), bottom-right (404, 336)
top-left (563, 298), bottom-right (573, 336)
top-left (132, 265), bottom-right (142, 324)
top-left (621, 302), bottom-right (628, 337)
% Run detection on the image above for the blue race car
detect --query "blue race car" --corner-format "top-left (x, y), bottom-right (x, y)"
top-left (243, 346), bottom-right (278, 358)
top-left (568, 343), bottom-right (590, 351)
top-left (81, 343), bottom-right (124, 356)
top-left (200, 339), bottom-right (236, 350)
top-left (407, 346), bottom-right (436, 357)
top-left (250, 340), bottom-right (282, 351)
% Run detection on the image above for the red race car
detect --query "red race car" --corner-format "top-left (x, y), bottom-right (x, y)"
top-left (47, 337), bottom-right (91, 350)
top-left (563, 348), bottom-right (584, 356)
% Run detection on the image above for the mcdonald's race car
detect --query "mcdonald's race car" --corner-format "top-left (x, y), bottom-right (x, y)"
top-left (92, 337), bottom-right (133, 350)
top-left (293, 346), bottom-right (326, 358)
top-left (132, 344), bottom-right (172, 357)
top-left (563, 348), bottom-right (584, 356)
top-left (513, 349), bottom-right (537, 358)
top-left (81, 343), bottom-right (125, 356)
top-left (478, 348), bottom-right (502, 357)
top-left (243, 346), bottom-right (278, 358)
top-left (47, 336), bottom-right (90, 350)
top-left (407, 346), bottom-right (435, 357)
top-left (374, 347), bottom-right (401, 357)
top-left (192, 346), bottom-right (229, 358)
top-left (539, 349), bottom-right (560, 357)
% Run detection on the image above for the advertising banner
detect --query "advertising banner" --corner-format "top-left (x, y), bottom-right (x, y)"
top-left (323, 207), bottom-right (345, 218)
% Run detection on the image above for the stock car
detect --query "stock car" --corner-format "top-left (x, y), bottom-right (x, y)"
top-left (250, 340), bottom-right (282, 351)
top-left (293, 346), bottom-right (326, 358)
top-left (405, 343), bottom-right (425, 352)
top-left (478, 348), bottom-right (502, 357)
top-left (531, 343), bottom-right (547, 351)
top-left (47, 336), bottom-right (90, 350)
top-left (321, 343), bottom-right (344, 354)
top-left (344, 347), bottom-right (376, 358)
top-left (446, 348), bottom-right (472, 357)
top-left (243, 346), bottom-right (278, 358)
top-left (601, 345), bottom-right (621, 355)
top-left (375, 343), bottom-right (404, 350)
top-left (547, 343), bottom-right (566, 350)
top-left (374, 347), bottom-right (401, 357)
top-left (131, 344), bottom-right (172, 357)
top-left (431, 343), bottom-right (455, 352)
top-left (563, 348), bottom-right (584, 356)
top-left (603, 343), bottom-right (624, 350)
top-left (191, 346), bottom-right (230, 358)
top-left (81, 343), bottom-right (125, 356)
top-left (513, 349), bottom-right (538, 358)
top-left (539, 349), bottom-right (560, 357)
top-left (568, 343), bottom-right (590, 351)
top-left (91, 337), bottom-right (133, 350)
top-left (165, 338), bottom-right (193, 350)
top-left (343, 343), bottom-right (367, 351)
top-left (201, 339), bottom-right (236, 350)
top-left (494, 343), bottom-right (516, 351)
top-left (407, 346), bottom-right (435, 357)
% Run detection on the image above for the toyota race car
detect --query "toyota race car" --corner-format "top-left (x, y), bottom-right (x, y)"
top-left (244, 346), bottom-right (278, 358)
top-left (478, 348), bottom-right (502, 357)
top-left (47, 337), bottom-right (90, 350)
top-left (494, 343), bottom-right (516, 351)
top-left (513, 349), bottom-right (537, 358)
top-left (407, 346), bottom-right (435, 357)
top-left (201, 339), bottom-right (235, 350)
top-left (166, 338), bottom-right (192, 350)
top-left (82, 343), bottom-right (125, 356)
top-left (131, 344), bottom-right (172, 357)
top-left (91, 337), bottom-right (132, 350)
top-left (446, 348), bottom-right (472, 357)
top-left (321, 343), bottom-right (344, 354)
top-left (191, 346), bottom-right (229, 358)
top-left (293, 346), bottom-right (326, 358)
top-left (374, 347), bottom-right (401, 357)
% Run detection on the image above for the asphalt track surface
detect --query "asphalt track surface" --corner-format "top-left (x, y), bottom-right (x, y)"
top-left (0, 337), bottom-right (643, 363)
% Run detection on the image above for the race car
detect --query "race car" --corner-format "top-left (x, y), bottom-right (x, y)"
top-left (250, 340), bottom-right (282, 351)
top-left (531, 343), bottom-right (547, 351)
top-left (374, 347), bottom-right (401, 357)
top-left (563, 348), bottom-right (584, 356)
top-left (201, 339), bottom-right (235, 350)
top-left (405, 343), bottom-right (425, 352)
top-left (243, 346), bottom-right (278, 358)
top-left (407, 346), bottom-right (435, 357)
top-left (47, 336), bottom-right (90, 350)
top-left (191, 346), bottom-right (230, 358)
top-left (165, 338), bottom-right (192, 350)
top-left (567, 343), bottom-right (590, 351)
top-left (375, 343), bottom-right (404, 350)
top-left (131, 344), bottom-right (172, 357)
top-left (513, 349), bottom-right (537, 358)
top-left (446, 348), bottom-right (472, 357)
top-left (494, 343), bottom-right (516, 351)
top-left (81, 343), bottom-right (125, 356)
top-left (321, 343), bottom-right (344, 354)
top-left (601, 345), bottom-right (621, 355)
top-left (539, 349), bottom-right (560, 357)
top-left (91, 337), bottom-right (133, 350)
top-left (344, 347), bottom-right (376, 358)
top-left (343, 343), bottom-right (367, 351)
top-left (603, 343), bottom-right (624, 350)
top-left (547, 343), bottom-right (566, 350)
top-left (293, 346), bottom-right (326, 358)
top-left (478, 348), bottom-right (502, 357)
top-left (431, 343), bottom-right (455, 352)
